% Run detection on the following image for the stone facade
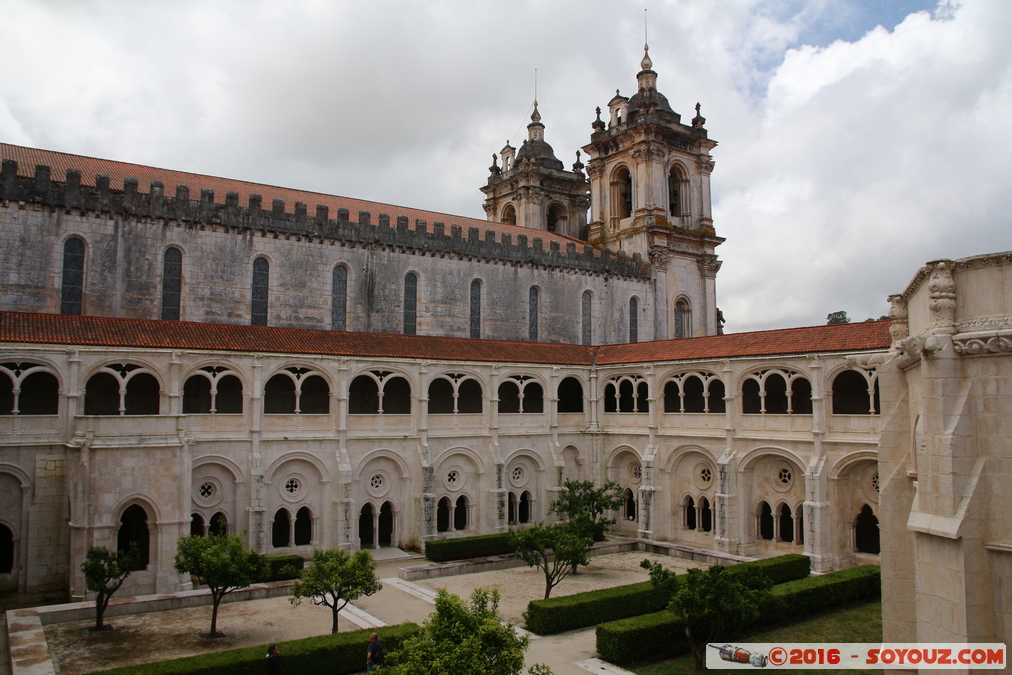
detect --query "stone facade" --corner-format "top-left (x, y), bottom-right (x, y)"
top-left (878, 251), bottom-right (1012, 649)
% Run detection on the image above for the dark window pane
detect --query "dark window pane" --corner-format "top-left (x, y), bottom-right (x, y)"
top-left (251, 257), bottom-right (269, 326)
top-left (332, 265), bottom-right (348, 331)
top-left (629, 297), bottom-right (638, 343)
top-left (161, 248), bottom-right (182, 321)
top-left (61, 237), bottom-right (85, 316)
top-left (581, 291), bottom-right (592, 346)
top-left (469, 280), bottom-right (481, 339)
top-left (404, 273), bottom-right (417, 335)
top-left (528, 287), bottom-right (539, 342)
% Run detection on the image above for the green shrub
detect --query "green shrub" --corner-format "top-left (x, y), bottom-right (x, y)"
top-left (89, 623), bottom-right (419, 675)
top-left (525, 553), bottom-right (810, 636)
top-left (596, 609), bottom-right (689, 665)
top-left (524, 581), bottom-right (664, 635)
top-left (260, 554), bottom-right (305, 582)
top-left (596, 565), bottom-right (881, 666)
top-left (424, 533), bottom-right (515, 562)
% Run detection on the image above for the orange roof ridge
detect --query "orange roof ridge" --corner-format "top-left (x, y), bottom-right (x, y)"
top-left (0, 311), bottom-right (891, 366)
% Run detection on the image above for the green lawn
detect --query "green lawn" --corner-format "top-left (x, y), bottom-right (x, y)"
top-left (631, 601), bottom-right (883, 675)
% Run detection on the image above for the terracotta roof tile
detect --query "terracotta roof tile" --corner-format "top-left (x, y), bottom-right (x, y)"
top-left (1, 143), bottom-right (594, 255)
top-left (0, 312), bottom-right (891, 365)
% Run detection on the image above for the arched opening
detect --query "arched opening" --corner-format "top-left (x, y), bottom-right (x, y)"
top-left (251, 257), bottom-right (269, 326)
top-left (358, 504), bottom-right (374, 549)
top-left (428, 379), bottom-right (455, 414)
top-left (216, 375), bottom-right (243, 414)
top-left (547, 203), bottom-right (567, 233)
top-left (457, 379), bottom-right (483, 414)
top-left (700, 497), bottom-right (712, 532)
top-left (454, 496), bottom-right (468, 531)
top-left (118, 504), bottom-right (149, 570)
top-left (61, 236), bottom-right (86, 315)
top-left (436, 497), bottom-right (451, 533)
top-left (604, 383), bottom-right (618, 413)
top-left (683, 376), bottom-right (705, 413)
top-left (624, 488), bottom-right (637, 522)
top-left (498, 381), bottom-right (521, 414)
top-left (508, 492), bottom-right (517, 524)
top-left (17, 371), bottom-right (59, 415)
top-left (832, 370), bottom-right (874, 414)
top-left (855, 504), bottom-right (880, 554)
top-left (557, 377), bottom-right (584, 413)
top-left (190, 513), bottom-right (205, 537)
top-left (741, 379), bottom-right (762, 414)
top-left (618, 380), bottom-right (635, 412)
top-left (161, 247), bottom-right (182, 321)
top-left (403, 273), bottom-right (417, 335)
top-left (124, 373), bottom-right (159, 415)
top-left (629, 297), bottom-right (638, 343)
top-left (378, 502), bottom-right (394, 546)
top-left (528, 286), bottom-right (539, 342)
top-left (209, 512), bottom-right (228, 537)
top-left (765, 375), bottom-right (788, 414)
top-left (758, 501), bottom-right (774, 541)
top-left (264, 374), bottom-right (297, 414)
top-left (0, 373), bottom-right (12, 415)
top-left (501, 204), bottom-right (517, 226)
top-left (708, 380), bottom-right (726, 414)
top-left (611, 167), bottom-right (633, 219)
top-left (294, 507), bottom-right (312, 545)
top-left (469, 279), bottom-right (481, 339)
top-left (272, 509), bottom-right (291, 547)
top-left (522, 382), bottom-right (544, 414)
top-left (0, 524), bottom-right (13, 574)
top-left (674, 300), bottom-right (690, 339)
top-left (778, 504), bottom-right (794, 542)
top-left (684, 496), bottom-right (697, 530)
top-left (382, 377), bottom-right (412, 414)
top-left (518, 491), bottom-right (532, 524)
top-left (299, 375), bottom-right (330, 414)
top-left (331, 264), bottom-right (348, 331)
top-left (349, 376), bottom-right (380, 414)
top-left (636, 382), bottom-right (650, 413)
top-left (663, 381), bottom-right (679, 413)
top-left (84, 373), bottom-right (119, 415)
top-left (791, 378), bottom-right (813, 414)
top-left (668, 167), bottom-right (685, 217)
top-left (183, 376), bottom-right (212, 414)
top-left (797, 504), bottom-right (805, 545)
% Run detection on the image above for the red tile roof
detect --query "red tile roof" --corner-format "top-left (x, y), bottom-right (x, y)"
top-left (0, 312), bottom-right (891, 365)
top-left (1, 143), bottom-right (593, 254)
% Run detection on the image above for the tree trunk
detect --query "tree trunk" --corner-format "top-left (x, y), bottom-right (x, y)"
top-left (210, 594), bottom-right (221, 636)
top-left (332, 606), bottom-right (340, 634)
top-left (95, 592), bottom-right (107, 631)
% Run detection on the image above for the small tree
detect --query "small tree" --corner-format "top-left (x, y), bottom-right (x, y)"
top-left (290, 548), bottom-right (382, 633)
top-left (548, 479), bottom-right (625, 541)
top-left (827, 310), bottom-right (850, 325)
top-left (80, 545), bottom-right (138, 631)
top-left (665, 565), bottom-right (772, 670)
top-left (508, 522), bottom-right (592, 600)
top-left (174, 533), bottom-right (269, 637)
top-left (391, 587), bottom-right (550, 675)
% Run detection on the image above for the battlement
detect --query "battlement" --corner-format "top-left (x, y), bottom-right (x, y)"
top-left (0, 160), bottom-right (651, 280)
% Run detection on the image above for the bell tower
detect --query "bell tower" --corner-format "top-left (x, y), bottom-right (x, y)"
top-left (481, 102), bottom-right (590, 238)
top-left (582, 45), bottom-right (724, 338)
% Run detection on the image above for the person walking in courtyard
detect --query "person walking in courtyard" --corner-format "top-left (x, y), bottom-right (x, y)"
top-left (366, 632), bottom-right (384, 671)
top-left (265, 644), bottom-right (281, 675)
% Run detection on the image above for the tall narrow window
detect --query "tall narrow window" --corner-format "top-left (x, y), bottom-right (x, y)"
top-left (404, 272), bottom-right (417, 335)
top-left (528, 286), bottom-right (539, 342)
top-left (674, 300), bottom-right (690, 339)
top-left (332, 265), bottom-right (348, 331)
top-left (469, 279), bottom-right (481, 339)
top-left (161, 247), bottom-right (182, 320)
top-left (581, 291), bottom-right (592, 346)
top-left (61, 237), bottom-right (85, 315)
top-left (251, 257), bottom-right (269, 326)
top-left (629, 297), bottom-right (638, 343)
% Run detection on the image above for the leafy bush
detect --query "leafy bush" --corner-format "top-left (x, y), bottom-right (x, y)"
top-left (261, 554), bottom-right (305, 582)
top-left (524, 553), bottom-right (810, 636)
top-left (89, 623), bottom-right (420, 675)
top-left (524, 581), bottom-right (662, 635)
top-left (596, 565), bottom-right (881, 665)
top-left (425, 533), bottom-right (515, 562)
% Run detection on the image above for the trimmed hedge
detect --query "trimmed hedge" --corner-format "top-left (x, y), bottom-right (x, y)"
top-left (524, 553), bottom-right (810, 636)
top-left (89, 622), bottom-right (420, 675)
top-left (596, 564), bottom-right (881, 665)
top-left (425, 533), bottom-right (515, 562)
top-left (261, 554), bottom-right (305, 582)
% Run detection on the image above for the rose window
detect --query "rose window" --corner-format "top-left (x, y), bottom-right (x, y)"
top-left (631, 464), bottom-right (642, 480)
top-left (370, 474), bottom-right (384, 491)
top-left (700, 467), bottom-right (712, 484)
top-left (198, 482), bottom-right (216, 499)
top-left (871, 473), bottom-right (880, 493)
top-left (447, 470), bottom-right (459, 485)
top-left (778, 468), bottom-right (792, 485)
top-left (285, 478), bottom-right (301, 495)
top-left (512, 466), bottom-right (524, 482)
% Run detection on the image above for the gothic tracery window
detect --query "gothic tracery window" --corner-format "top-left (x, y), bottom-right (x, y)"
top-left (332, 264), bottom-right (348, 331)
top-left (404, 272), bottom-right (417, 335)
top-left (161, 247), bottom-right (182, 320)
top-left (469, 279), bottom-right (481, 339)
top-left (251, 257), bottom-right (269, 326)
top-left (61, 237), bottom-right (85, 316)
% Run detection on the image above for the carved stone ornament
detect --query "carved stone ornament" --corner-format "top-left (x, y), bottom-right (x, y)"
top-left (696, 155), bottom-right (715, 173)
top-left (927, 260), bottom-right (956, 333)
top-left (952, 330), bottom-right (1012, 356)
top-left (697, 256), bottom-right (722, 277)
top-left (887, 294), bottom-right (909, 345)
top-left (895, 335), bottom-right (924, 369)
top-left (649, 247), bottom-right (673, 269)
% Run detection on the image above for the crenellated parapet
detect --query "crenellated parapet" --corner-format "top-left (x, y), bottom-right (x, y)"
top-left (0, 160), bottom-right (649, 280)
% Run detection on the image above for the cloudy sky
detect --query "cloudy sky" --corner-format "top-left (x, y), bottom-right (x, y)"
top-left (1, 0), bottom-right (1008, 334)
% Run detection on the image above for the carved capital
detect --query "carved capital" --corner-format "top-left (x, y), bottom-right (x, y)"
top-left (927, 260), bottom-right (957, 333)
top-left (586, 161), bottom-right (605, 179)
top-left (649, 247), bottom-right (673, 269)
top-left (697, 255), bottom-right (722, 277)
top-left (696, 155), bottom-right (715, 174)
